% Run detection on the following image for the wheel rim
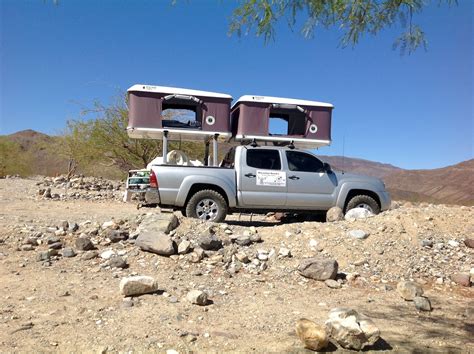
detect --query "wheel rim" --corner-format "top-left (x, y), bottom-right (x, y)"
top-left (355, 203), bottom-right (374, 213)
top-left (195, 198), bottom-right (219, 221)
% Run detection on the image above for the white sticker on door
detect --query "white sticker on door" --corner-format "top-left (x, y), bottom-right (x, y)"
top-left (256, 170), bottom-right (287, 187)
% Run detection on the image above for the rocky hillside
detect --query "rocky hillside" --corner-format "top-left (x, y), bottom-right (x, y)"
top-left (383, 159), bottom-right (474, 206)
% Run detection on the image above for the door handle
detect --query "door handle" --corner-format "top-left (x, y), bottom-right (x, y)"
top-left (288, 175), bottom-right (300, 180)
top-left (245, 173), bottom-right (256, 178)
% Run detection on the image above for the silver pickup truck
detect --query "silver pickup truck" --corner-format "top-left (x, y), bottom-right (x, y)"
top-left (144, 145), bottom-right (390, 222)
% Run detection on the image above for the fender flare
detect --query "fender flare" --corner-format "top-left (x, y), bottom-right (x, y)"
top-left (175, 175), bottom-right (237, 208)
top-left (336, 182), bottom-right (382, 209)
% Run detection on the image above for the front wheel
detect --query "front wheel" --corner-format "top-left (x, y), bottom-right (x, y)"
top-left (346, 195), bottom-right (380, 215)
top-left (185, 190), bottom-right (228, 222)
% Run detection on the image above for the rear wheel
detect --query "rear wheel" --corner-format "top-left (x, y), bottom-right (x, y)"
top-left (346, 195), bottom-right (380, 214)
top-left (185, 189), bottom-right (227, 222)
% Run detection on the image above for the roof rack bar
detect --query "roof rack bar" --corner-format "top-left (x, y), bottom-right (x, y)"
top-left (163, 94), bottom-right (203, 104)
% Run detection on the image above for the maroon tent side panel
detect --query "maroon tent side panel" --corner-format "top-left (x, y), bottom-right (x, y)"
top-left (129, 91), bottom-right (163, 130)
top-left (306, 107), bottom-right (332, 141)
top-left (232, 103), bottom-right (270, 136)
top-left (201, 98), bottom-right (231, 132)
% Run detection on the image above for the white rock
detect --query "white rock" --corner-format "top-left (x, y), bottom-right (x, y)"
top-left (279, 247), bottom-right (291, 258)
top-left (309, 239), bottom-right (318, 248)
top-left (257, 250), bottom-right (268, 261)
top-left (100, 250), bottom-right (116, 259)
top-left (348, 230), bottom-right (369, 239)
top-left (102, 221), bottom-right (116, 229)
top-left (448, 240), bottom-right (460, 247)
top-left (178, 240), bottom-right (191, 254)
top-left (344, 208), bottom-right (374, 221)
top-left (119, 275), bottom-right (159, 296)
top-left (186, 290), bottom-right (208, 305)
top-left (325, 308), bottom-right (380, 350)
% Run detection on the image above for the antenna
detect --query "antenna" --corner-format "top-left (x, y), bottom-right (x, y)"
top-left (342, 135), bottom-right (345, 174)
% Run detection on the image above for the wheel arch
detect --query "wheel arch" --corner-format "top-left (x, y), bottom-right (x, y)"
top-left (343, 189), bottom-right (381, 211)
top-left (184, 184), bottom-right (230, 208)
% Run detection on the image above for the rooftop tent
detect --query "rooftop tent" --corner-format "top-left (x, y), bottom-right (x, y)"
top-left (127, 85), bottom-right (233, 141)
top-left (230, 95), bottom-right (333, 148)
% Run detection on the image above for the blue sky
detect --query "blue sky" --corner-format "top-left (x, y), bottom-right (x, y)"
top-left (1, 0), bottom-right (472, 169)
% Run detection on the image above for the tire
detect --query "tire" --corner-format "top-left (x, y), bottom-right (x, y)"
top-left (346, 195), bottom-right (380, 214)
top-left (185, 189), bottom-right (228, 222)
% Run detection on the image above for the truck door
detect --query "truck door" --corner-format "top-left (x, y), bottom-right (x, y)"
top-left (284, 150), bottom-right (337, 209)
top-left (238, 148), bottom-right (287, 207)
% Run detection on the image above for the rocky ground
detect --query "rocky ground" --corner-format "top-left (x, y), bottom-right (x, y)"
top-left (0, 176), bottom-right (473, 353)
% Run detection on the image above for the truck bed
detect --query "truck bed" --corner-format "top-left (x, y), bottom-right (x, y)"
top-left (151, 164), bottom-right (237, 208)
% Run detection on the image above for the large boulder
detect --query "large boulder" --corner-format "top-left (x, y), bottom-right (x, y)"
top-left (296, 318), bottom-right (329, 351)
top-left (135, 213), bottom-right (179, 256)
top-left (326, 207), bottom-right (344, 222)
top-left (138, 213), bottom-right (179, 235)
top-left (136, 231), bottom-right (175, 256)
top-left (119, 276), bottom-right (159, 296)
top-left (397, 281), bottom-right (424, 300)
top-left (325, 308), bottom-right (380, 350)
top-left (344, 208), bottom-right (374, 221)
top-left (298, 257), bottom-right (338, 281)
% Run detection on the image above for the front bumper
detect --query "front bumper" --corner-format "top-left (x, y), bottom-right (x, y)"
top-left (145, 189), bottom-right (161, 204)
top-left (378, 190), bottom-right (391, 211)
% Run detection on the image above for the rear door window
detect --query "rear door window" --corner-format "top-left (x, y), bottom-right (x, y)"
top-left (246, 149), bottom-right (281, 170)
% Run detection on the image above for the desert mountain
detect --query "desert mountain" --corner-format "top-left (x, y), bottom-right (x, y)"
top-left (3, 130), bottom-right (473, 205)
top-left (6, 129), bottom-right (68, 176)
top-left (383, 159), bottom-right (474, 206)
top-left (319, 155), bottom-right (402, 179)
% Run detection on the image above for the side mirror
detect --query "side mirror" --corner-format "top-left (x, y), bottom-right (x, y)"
top-left (323, 162), bottom-right (331, 172)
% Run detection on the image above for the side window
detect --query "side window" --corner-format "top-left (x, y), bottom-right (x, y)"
top-left (246, 149), bottom-right (281, 170)
top-left (286, 151), bottom-right (324, 173)
top-left (161, 99), bottom-right (201, 129)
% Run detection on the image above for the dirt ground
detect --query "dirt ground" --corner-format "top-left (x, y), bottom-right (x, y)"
top-left (0, 177), bottom-right (472, 353)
